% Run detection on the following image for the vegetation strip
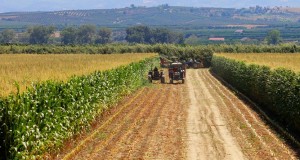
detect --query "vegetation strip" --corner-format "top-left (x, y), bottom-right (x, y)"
top-left (210, 70), bottom-right (300, 149)
top-left (200, 70), bottom-right (277, 158)
top-left (204, 70), bottom-right (294, 156)
top-left (211, 56), bottom-right (300, 149)
top-left (0, 57), bottom-right (155, 159)
top-left (201, 69), bottom-right (297, 159)
top-left (62, 88), bottom-right (145, 160)
top-left (1, 44), bottom-right (300, 55)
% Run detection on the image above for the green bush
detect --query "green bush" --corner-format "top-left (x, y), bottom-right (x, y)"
top-left (211, 56), bottom-right (300, 135)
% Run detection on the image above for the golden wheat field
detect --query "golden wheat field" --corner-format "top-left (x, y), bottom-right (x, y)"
top-left (217, 53), bottom-right (300, 72)
top-left (0, 53), bottom-right (157, 97)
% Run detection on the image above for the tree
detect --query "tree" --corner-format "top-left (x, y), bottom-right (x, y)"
top-left (28, 26), bottom-right (55, 44)
top-left (126, 26), bottom-right (183, 44)
top-left (95, 28), bottom-right (112, 44)
top-left (0, 29), bottom-right (15, 43)
top-left (77, 25), bottom-right (96, 44)
top-left (168, 31), bottom-right (184, 44)
top-left (151, 28), bottom-right (170, 43)
top-left (126, 26), bottom-right (151, 43)
top-left (61, 27), bottom-right (78, 45)
top-left (185, 35), bottom-right (201, 45)
top-left (265, 29), bottom-right (281, 45)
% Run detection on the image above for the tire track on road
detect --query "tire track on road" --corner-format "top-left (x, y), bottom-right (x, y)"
top-left (186, 69), bottom-right (245, 160)
top-left (202, 69), bottom-right (297, 159)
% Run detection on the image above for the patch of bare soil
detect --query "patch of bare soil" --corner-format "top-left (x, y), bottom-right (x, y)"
top-left (186, 69), bottom-right (245, 160)
top-left (56, 84), bottom-right (187, 160)
top-left (192, 69), bottom-right (298, 160)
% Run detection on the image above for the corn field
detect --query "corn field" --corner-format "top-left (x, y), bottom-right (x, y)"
top-left (0, 57), bottom-right (157, 159)
top-left (0, 53), bottom-right (156, 97)
top-left (217, 53), bottom-right (300, 72)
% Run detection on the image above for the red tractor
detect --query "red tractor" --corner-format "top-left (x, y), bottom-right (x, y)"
top-left (168, 62), bottom-right (186, 84)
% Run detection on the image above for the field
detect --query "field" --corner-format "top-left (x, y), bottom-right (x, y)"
top-left (0, 53), bottom-right (156, 97)
top-left (55, 69), bottom-right (297, 160)
top-left (1, 50), bottom-right (300, 159)
top-left (216, 53), bottom-right (300, 72)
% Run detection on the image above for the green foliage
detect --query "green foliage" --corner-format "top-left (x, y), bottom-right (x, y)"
top-left (61, 26), bottom-right (113, 45)
top-left (211, 56), bottom-right (300, 135)
top-left (77, 25), bottom-right (97, 44)
top-left (0, 57), bottom-right (156, 159)
top-left (265, 29), bottom-right (282, 45)
top-left (61, 27), bottom-right (77, 45)
top-left (27, 26), bottom-right (56, 44)
top-left (184, 35), bottom-right (201, 45)
top-left (0, 29), bottom-right (15, 43)
top-left (126, 26), bottom-right (151, 44)
top-left (125, 26), bottom-right (183, 44)
top-left (95, 28), bottom-right (112, 44)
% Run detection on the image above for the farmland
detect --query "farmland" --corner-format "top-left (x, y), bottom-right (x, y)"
top-left (0, 53), bottom-right (156, 97)
top-left (216, 53), bottom-right (300, 72)
top-left (54, 69), bottom-right (298, 160)
top-left (0, 53), bottom-right (157, 159)
top-left (0, 47), bottom-right (300, 159)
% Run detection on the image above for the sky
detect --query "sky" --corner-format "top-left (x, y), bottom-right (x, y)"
top-left (0, 0), bottom-right (300, 13)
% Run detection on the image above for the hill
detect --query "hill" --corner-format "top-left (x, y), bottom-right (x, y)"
top-left (1, 6), bottom-right (300, 27)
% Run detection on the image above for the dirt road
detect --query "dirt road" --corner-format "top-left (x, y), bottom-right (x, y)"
top-left (56, 69), bottom-right (298, 160)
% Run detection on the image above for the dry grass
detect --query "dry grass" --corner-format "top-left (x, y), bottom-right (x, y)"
top-left (0, 53), bottom-right (157, 97)
top-left (216, 53), bottom-right (300, 72)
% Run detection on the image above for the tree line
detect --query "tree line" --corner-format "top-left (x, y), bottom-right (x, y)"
top-left (0, 25), bottom-right (184, 45)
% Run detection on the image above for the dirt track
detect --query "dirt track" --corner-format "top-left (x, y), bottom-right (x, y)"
top-left (57, 69), bottom-right (298, 160)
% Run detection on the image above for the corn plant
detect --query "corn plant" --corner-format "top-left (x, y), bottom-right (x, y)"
top-left (0, 57), bottom-right (156, 159)
top-left (211, 56), bottom-right (300, 137)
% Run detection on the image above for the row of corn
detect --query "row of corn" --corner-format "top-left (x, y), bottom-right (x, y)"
top-left (211, 56), bottom-right (300, 139)
top-left (0, 57), bottom-right (156, 159)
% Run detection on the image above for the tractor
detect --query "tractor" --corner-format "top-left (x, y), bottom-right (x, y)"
top-left (148, 67), bottom-right (165, 83)
top-left (168, 62), bottom-right (186, 84)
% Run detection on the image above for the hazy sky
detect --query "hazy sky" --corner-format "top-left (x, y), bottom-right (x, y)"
top-left (0, 0), bottom-right (299, 13)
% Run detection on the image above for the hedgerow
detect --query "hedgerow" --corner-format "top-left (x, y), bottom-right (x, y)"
top-left (1, 43), bottom-right (298, 55)
top-left (211, 56), bottom-right (300, 136)
top-left (0, 57), bottom-right (156, 159)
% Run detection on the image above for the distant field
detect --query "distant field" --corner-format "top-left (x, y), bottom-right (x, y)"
top-left (216, 53), bottom-right (300, 72)
top-left (0, 53), bottom-right (156, 96)
top-left (226, 24), bottom-right (268, 29)
top-left (281, 7), bottom-right (300, 13)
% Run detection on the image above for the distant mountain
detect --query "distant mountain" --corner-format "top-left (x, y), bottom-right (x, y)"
top-left (1, 6), bottom-right (300, 27)
top-left (1, 0), bottom-right (300, 13)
